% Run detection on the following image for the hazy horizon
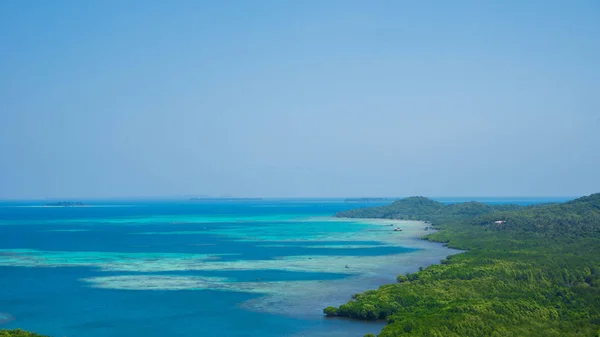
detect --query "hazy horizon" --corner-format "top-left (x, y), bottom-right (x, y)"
top-left (2, 1), bottom-right (599, 199)
top-left (0, 194), bottom-right (581, 201)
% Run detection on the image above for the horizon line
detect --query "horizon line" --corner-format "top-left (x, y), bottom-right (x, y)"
top-left (0, 195), bottom-right (583, 202)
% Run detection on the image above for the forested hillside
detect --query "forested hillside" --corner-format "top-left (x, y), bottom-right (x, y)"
top-left (326, 194), bottom-right (600, 337)
top-left (336, 196), bottom-right (521, 222)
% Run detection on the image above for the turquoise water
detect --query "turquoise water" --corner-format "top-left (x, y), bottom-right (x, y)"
top-left (0, 198), bottom-right (567, 336)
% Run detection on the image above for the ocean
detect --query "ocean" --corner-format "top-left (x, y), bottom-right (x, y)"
top-left (0, 198), bottom-right (571, 337)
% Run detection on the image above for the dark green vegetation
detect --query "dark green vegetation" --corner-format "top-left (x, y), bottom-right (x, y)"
top-left (0, 330), bottom-right (48, 337)
top-left (337, 196), bottom-right (522, 221)
top-left (327, 194), bottom-right (600, 337)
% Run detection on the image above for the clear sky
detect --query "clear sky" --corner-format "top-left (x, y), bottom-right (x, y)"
top-left (1, 0), bottom-right (599, 199)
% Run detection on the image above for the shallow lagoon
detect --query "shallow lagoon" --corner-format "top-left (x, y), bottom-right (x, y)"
top-left (0, 199), bottom-right (461, 336)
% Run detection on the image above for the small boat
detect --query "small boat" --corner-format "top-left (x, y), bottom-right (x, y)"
top-left (394, 227), bottom-right (403, 232)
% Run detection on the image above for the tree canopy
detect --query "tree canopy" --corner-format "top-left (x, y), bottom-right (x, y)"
top-left (0, 330), bottom-right (49, 337)
top-left (327, 193), bottom-right (600, 336)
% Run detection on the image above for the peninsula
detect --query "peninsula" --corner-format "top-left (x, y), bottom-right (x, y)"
top-left (325, 195), bottom-right (600, 336)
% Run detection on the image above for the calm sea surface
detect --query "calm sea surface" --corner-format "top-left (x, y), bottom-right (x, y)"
top-left (0, 198), bottom-right (571, 336)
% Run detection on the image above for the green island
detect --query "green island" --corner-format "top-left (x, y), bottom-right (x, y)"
top-left (0, 330), bottom-right (48, 337)
top-left (324, 194), bottom-right (600, 336)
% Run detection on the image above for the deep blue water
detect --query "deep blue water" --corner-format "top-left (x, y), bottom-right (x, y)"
top-left (0, 197), bottom-right (572, 337)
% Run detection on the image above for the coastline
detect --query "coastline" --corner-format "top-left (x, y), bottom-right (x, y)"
top-left (238, 217), bottom-right (462, 320)
top-left (315, 196), bottom-right (600, 336)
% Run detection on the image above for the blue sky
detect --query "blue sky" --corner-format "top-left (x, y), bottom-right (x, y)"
top-left (1, 0), bottom-right (599, 198)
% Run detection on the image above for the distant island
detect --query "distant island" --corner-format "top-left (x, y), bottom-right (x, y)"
top-left (325, 194), bottom-right (600, 336)
top-left (189, 197), bottom-right (263, 201)
top-left (44, 201), bottom-right (86, 207)
top-left (344, 197), bottom-right (394, 202)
